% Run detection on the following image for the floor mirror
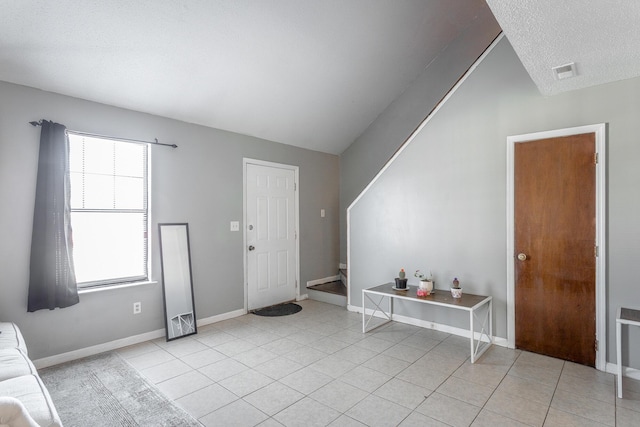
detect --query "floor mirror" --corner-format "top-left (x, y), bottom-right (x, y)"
top-left (158, 223), bottom-right (197, 341)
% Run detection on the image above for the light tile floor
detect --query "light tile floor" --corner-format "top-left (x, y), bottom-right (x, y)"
top-left (115, 300), bottom-right (640, 426)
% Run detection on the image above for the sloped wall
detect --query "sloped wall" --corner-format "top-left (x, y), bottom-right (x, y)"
top-left (348, 36), bottom-right (640, 368)
top-left (339, 7), bottom-right (501, 262)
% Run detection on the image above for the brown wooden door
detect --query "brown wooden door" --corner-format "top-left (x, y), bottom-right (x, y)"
top-left (514, 132), bottom-right (596, 366)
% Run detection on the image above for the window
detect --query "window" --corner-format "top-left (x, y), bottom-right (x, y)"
top-left (68, 133), bottom-right (149, 288)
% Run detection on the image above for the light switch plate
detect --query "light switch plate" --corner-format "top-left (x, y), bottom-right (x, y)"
top-left (230, 221), bottom-right (240, 231)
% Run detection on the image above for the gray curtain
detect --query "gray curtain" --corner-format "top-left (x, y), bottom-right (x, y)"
top-left (28, 120), bottom-right (79, 312)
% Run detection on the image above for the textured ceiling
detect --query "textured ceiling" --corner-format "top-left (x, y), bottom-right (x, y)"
top-left (0, 0), bottom-right (493, 155)
top-left (486, 0), bottom-right (640, 96)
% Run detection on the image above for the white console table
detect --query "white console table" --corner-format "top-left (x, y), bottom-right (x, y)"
top-left (362, 283), bottom-right (492, 363)
top-left (616, 307), bottom-right (640, 398)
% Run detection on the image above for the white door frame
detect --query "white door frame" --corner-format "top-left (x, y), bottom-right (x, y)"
top-left (243, 158), bottom-right (300, 312)
top-left (506, 123), bottom-right (607, 370)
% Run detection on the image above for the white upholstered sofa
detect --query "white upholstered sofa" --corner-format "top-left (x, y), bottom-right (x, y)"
top-left (0, 322), bottom-right (62, 427)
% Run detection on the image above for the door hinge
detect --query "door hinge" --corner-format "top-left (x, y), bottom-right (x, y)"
top-left (594, 245), bottom-right (599, 257)
top-left (294, 182), bottom-right (297, 191)
top-left (595, 339), bottom-right (599, 352)
top-left (594, 153), bottom-right (598, 164)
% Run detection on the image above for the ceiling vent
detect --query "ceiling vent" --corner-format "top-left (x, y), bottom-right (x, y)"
top-left (552, 62), bottom-right (578, 80)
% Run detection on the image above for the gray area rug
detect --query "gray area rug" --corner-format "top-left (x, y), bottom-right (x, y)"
top-left (40, 351), bottom-right (201, 427)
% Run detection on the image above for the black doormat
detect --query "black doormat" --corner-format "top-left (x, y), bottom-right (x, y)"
top-left (253, 302), bottom-right (302, 317)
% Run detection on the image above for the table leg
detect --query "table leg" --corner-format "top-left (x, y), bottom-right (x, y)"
top-left (470, 300), bottom-right (493, 363)
top-left (362, 290), bottom-right (365, 333)
top-left (470, 310), bottom-right (475, 363)
top-left (362, 292), bottom-right (392, 333)
top-left (489, 300), bottom-right (493, 343)
top-left (617, 320), bottom-right (623, 398)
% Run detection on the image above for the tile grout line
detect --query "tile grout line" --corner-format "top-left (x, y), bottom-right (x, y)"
top-left (465, 349), bottom-right (521, 427)
top-left (540, 358), bottom-right (564, 427)
top-left (112, 302), bottom-right (635, 427)
top-left (191, 324), bottom-right (374, 424)
top-left (139, 325), bottom-right (471, 425)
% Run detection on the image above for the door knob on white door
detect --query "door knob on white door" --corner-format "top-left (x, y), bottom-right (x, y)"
top-left (517, 253), bottom-right (527, 261)
top-left (248, 245), bottom-right (255, 251)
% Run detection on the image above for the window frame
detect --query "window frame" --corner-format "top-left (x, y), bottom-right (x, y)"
top-left (67, 132), bottom-right (150, 289)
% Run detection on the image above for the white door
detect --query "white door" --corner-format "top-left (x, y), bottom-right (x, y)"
top-left (246, 162), bottom-right (298, 310)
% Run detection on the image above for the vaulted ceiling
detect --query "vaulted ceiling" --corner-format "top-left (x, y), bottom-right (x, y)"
top-left (2, 1), bottom-right (639, 155)
top-left (0, 0), bottom-right (494, 154)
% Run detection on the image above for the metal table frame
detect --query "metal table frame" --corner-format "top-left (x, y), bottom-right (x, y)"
top-left (362, 283), bottom-right (493, 363)
top-left (616, 307), bottom-right (640, 398)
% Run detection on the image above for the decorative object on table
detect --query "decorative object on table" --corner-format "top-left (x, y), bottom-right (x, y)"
top-left (393, 268), bottom-right (408, 289)
top-left (451, 277), bottom-right (462, 298)
top-left (394, 277), bottom-right (408, 290)
top-left (415, 269), bottom-right (434, 295)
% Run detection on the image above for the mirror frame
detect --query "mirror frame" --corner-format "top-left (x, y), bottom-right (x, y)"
top-left (158, 223), bottom-right (198, 341)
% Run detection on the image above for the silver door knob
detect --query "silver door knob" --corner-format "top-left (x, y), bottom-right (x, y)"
top-left (248, 245), bottom-right (255, 251)
top-left (517, 253), bottom-right (527, 261)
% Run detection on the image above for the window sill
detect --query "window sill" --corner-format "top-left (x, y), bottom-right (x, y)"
top-left (78, 280), bottom-right (158, 295)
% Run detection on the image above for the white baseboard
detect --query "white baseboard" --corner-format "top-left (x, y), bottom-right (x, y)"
top-left (297, 294), bottom-right (309, 301)
top-left (33, 308), bottom-right (247, 369)
top-left (493, 336), bottom-right (509, 348)
top-left (306, 275), bottom-right (340, 288)
top-left (347, 304), bottom-right (508, 347)
top-left (606, 362), bottom-right (640, 380)
top-left (33, 329), bottom-right (165, 369)
top-left (197, 308), bottom-right (246, 327)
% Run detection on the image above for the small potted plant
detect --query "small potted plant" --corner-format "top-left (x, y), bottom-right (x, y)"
top-left (414, 270), bottom-right (434, 295)
top-left (451, 277), bottom-right (462, 298)
top-left (395, 269), bottom-right (408, 289)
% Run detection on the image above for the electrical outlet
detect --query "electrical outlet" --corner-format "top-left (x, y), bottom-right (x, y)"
top-left (230, 221), bottom-right (240, 231)
top-left (133, 302), bottom-right (141, 314)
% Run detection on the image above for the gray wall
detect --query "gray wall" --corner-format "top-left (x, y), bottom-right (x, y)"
top-left (348, 37), bottom-right (640, 368)
top-left (0, 81), bottom-right (339, 360)
top-left (339, 7), bottom-right (501, 261)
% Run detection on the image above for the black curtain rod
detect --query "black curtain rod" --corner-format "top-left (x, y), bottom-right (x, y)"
top-left (29, 121), bottom-right (178, 148)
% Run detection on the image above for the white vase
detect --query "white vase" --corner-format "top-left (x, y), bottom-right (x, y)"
top-left (451, 287), bottom-right (463, 298)
top-left (419, 280), bottom-right (434, 294)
